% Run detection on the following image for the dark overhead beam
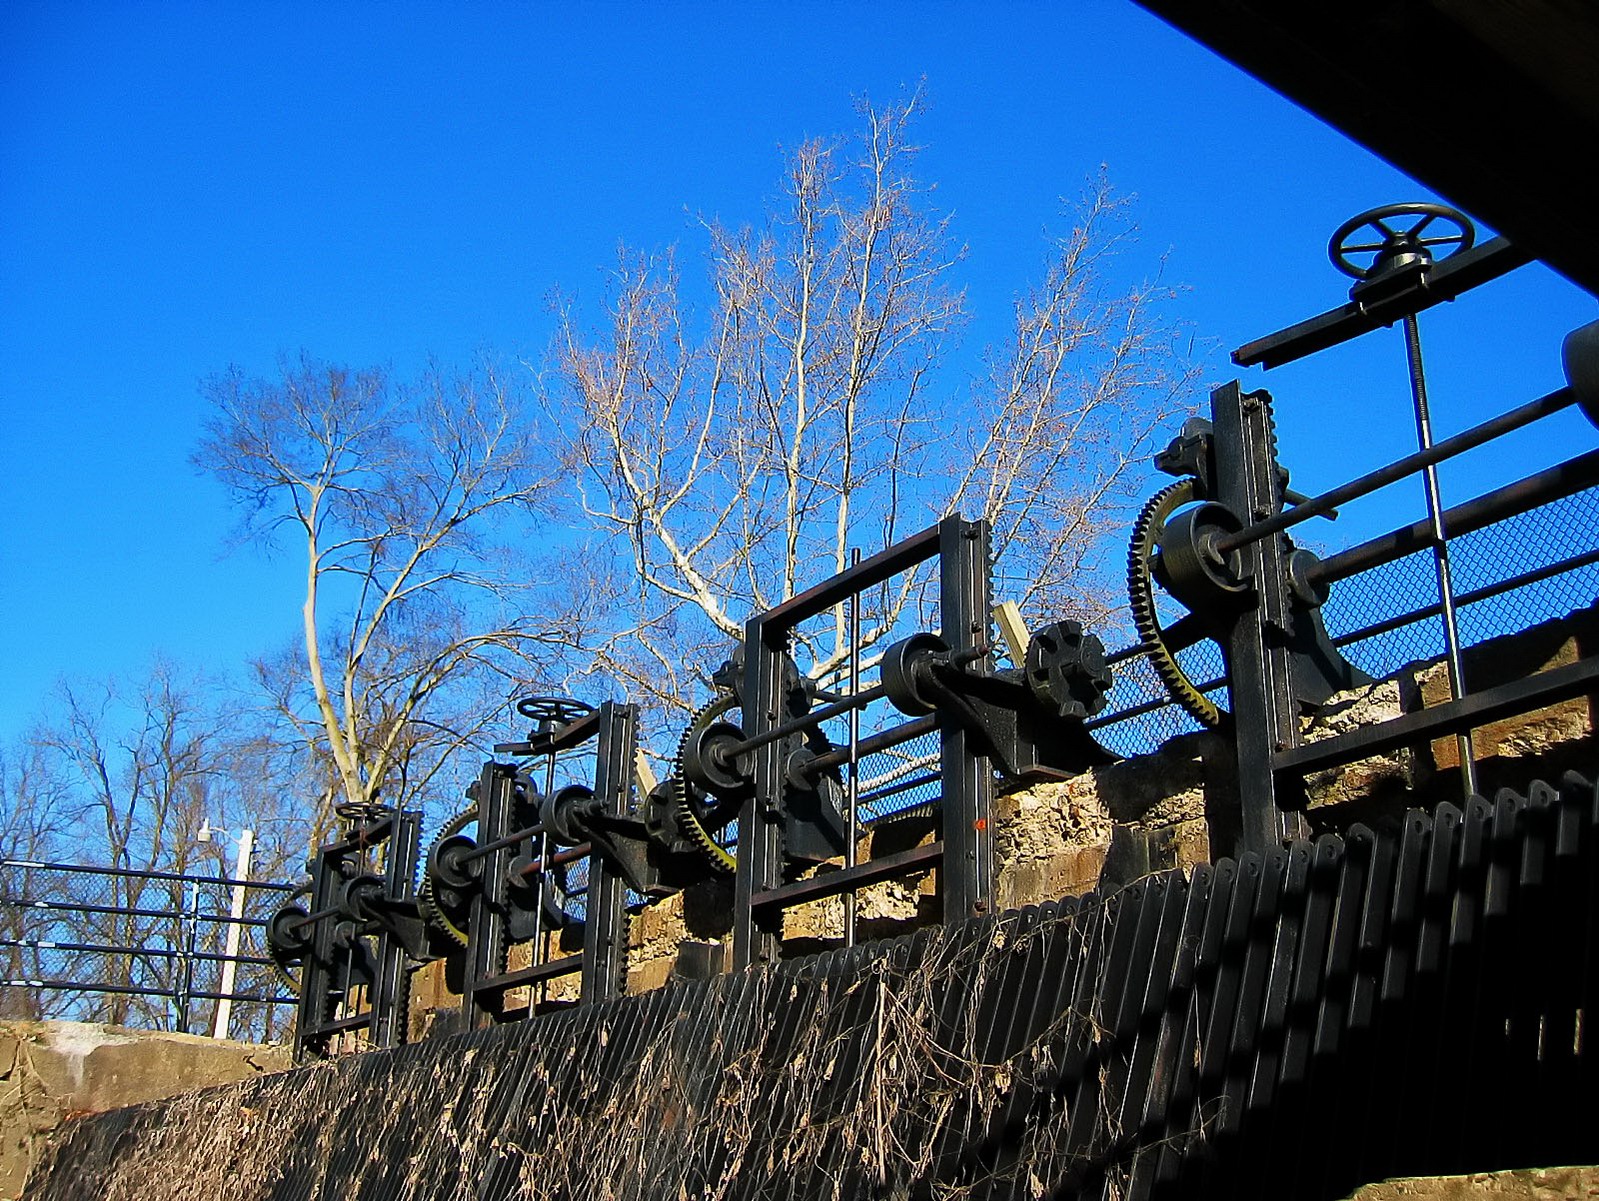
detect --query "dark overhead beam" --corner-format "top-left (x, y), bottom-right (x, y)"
top-left (1134, 0), bottom-right (1599, 298)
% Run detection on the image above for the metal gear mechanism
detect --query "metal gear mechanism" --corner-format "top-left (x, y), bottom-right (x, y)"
top-left (1024, 620), bottom-right (1114, 720)
top-left (669, 696), bottom-right (743, 874)
top-left (265, 883), bottom-right (314, 991)
top-left (418, 805), bottom-right (478, 947)
top-left (1127, 478), bottom-right (1226, 728)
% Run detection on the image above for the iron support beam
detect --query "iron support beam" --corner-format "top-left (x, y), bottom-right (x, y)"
top-left (733, 618), bottom-right (789, 971)
top-left (461, 762), bottom-right (518, 1029)
top-left (1273, 656), bottom-right (1599, 781)
top-left (581, 702), bottom-right (635, 1004)
top-left (1213, 382), bottom-right (1301, 852)
top-left (939, 515), bottom-right (996, 919)
top-left (750, 842), bottom-right (944, 911)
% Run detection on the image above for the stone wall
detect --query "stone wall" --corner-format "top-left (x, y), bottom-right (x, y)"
top-left (0, 1021), bottom-right (288, 1198)
top-left (1347, 1166), bottom-right (1599, 1199)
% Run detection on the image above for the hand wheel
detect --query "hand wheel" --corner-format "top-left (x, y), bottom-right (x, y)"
top-left (1329, 202), bottom-right (1475, 280)
top-left (514, 695), bottom-right (594, 727)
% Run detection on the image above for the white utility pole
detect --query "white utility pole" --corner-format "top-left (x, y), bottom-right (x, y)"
top-left (211, 827), bottom-right (255, 1040)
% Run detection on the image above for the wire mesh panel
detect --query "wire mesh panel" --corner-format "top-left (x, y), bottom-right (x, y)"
top-left (1327, 484), bottom-right (1599, 680)
top-left (0, 860), bottom-right (298, 1041)
top-left (1072, 482), bottom-right (1599, 763)
top-left (1089, 645), bottom-right (1220, 758)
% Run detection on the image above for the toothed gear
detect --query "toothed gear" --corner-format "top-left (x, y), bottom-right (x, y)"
top-left (266, 883), bottom-right (313, 991)
top-left (1128, 478), bottom-right (1224, 728)
top-left (670, 696), bottom-right (742, 873)
top-left (672, 774), bottom-right (737, 874)
top-left (418, 804), bottom-right (478, 947)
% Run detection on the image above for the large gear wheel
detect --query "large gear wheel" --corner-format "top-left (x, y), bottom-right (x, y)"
top-left (670, 696), bottom-right (743, 874)
top-left (672, 774), bottom-right (737, 874)
top-left (266, 883), bottom-right (313, 992)
top-left (1128, 478), bottom-right (1225, 729)
top-left (418, 805), bottom-right (478, 947)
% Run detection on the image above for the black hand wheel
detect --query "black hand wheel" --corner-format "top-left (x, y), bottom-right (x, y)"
top-left (334, 799), bottom-right (392, 828)
top-left (515, 695), bottom-right (594, 727)
top-left (1330, 202), bottom-right (1474, 280)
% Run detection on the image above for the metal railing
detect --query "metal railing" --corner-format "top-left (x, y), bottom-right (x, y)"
top-left (0, 858), bottom-right (299, 1041)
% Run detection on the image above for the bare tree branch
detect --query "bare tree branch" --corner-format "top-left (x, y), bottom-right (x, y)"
top-left (550, 97), bottom-right (1196, 731)
top-left (197, 355), bottom-right (570, 827)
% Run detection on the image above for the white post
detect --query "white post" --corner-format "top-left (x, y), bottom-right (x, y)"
top-left (211, 828), bottom-right (255, 1040)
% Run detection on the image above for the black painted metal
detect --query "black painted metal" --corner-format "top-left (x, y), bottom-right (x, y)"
top-left (459, 762), bottom-right (519, 1029)
top-left (1210, 383), bottom-right (1301, 851)
top-left (1232, 237), bottom-right (1533, 370)
top-left (580, 700), bottom-right (636, 1004)
top-left (1121, 350), bottom-right (1596, 854)
top-left (734, 615), bottom-right (789, 971)
top-left (939, 515), bottom-right (997, 920)
top-left (733, 512), bottom-right (1004, 968)
top-left (1215, 386), bottom-right (1577, 556)
top-left (35, 774), bottom-right (1599, 1199)
top-left (455, 702), bottom-right (640, 1021)
top-left (369, 809), bottom-right (420, 1049)
top-left (293, 809), bottom-right (420, 1059)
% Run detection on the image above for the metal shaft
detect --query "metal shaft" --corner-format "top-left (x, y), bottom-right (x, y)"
top-left (530, 750), bottom-right (555, 994)
top-left (289, 903), bottom-right (342, 931)
top-left (845, 548), bottom-right (861, 948)
top-left (727, 683), bottom-right (886, 757)
top-left (459, 821), bottom-right (547, 864)
top-left (1402, 312), bottom-right (1478, 797)
top-left (1214, 385), bottom-right (1576, 556)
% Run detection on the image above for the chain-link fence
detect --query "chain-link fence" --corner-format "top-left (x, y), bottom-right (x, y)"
top-left (1089, 483), bottom-right (1599, 756)
top-left (1328, 483), bottom-right (1599, 678)
top-left (0, 859), bottom-right (298, 1042)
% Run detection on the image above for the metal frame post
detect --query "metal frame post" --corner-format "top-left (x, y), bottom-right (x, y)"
top-left (581, 701), bottom-right (636, 1002)
top-left (844, 547), bottom-right (862, 947)
top-left (734, 617), bottom-right (789, 970)
top-left (460, 762), bottom-right (517, 1029)
top-left (293, 842), bottom-right (342, 1059)
top-left (1211, 382), bottom-right (1303, 852)
top-left (174, 877), bottom-right (200, 1032)
top-left (369, 809), bottom-right (420, 1048)
top-left (938, 515), bottom-right (997, 919)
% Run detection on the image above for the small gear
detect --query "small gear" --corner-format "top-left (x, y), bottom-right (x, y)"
top-left (1025, 620), bottom-right (1113, 719)
top-left (1128, 478), bottom-right (1225, 728)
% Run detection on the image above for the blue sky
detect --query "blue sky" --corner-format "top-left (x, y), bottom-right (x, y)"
top-left (2, 1), bottom-right (1595, 745)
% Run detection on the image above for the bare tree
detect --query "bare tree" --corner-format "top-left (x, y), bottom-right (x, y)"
top-left (552, 92), bottom-right (1198, 718)
top-left (197, 357), bottom-right (573, 834)
top-left (0, 665), bottom-right (306, 1030)
top-left (0, 742), bottom-right (73, 1019)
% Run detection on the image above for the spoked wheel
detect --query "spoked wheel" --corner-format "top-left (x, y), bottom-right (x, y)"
top-left (1330, 202), bottom-right (1475, 281)
top-left (515, 696), bottom-right (594, 728)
